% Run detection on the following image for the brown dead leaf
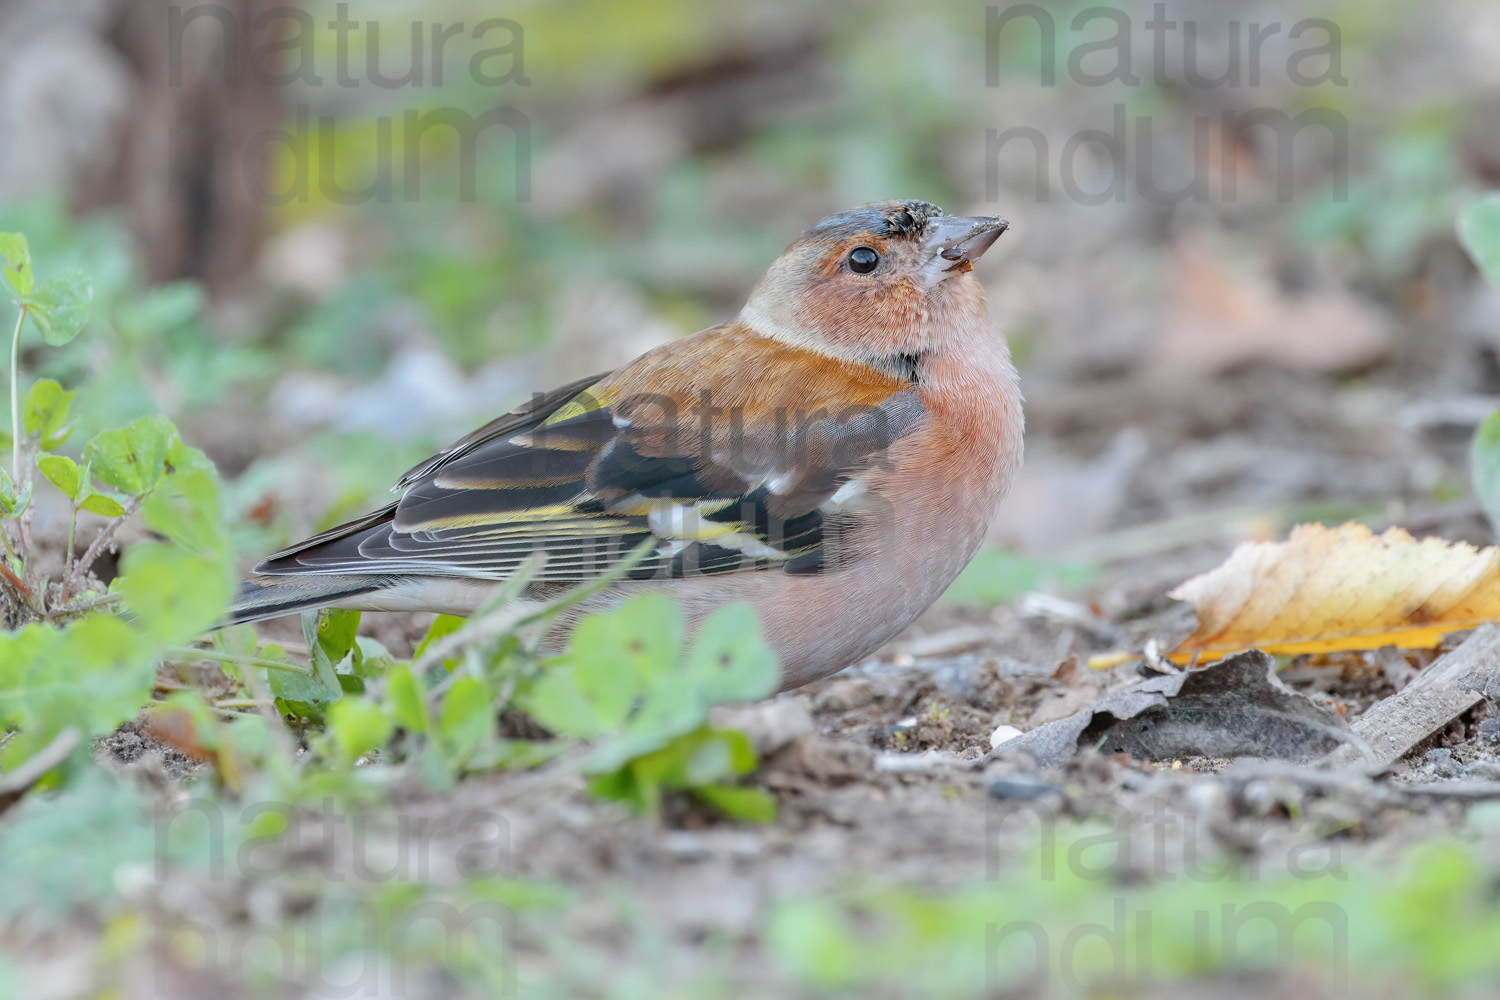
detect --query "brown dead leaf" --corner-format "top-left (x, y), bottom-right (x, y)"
top-left (144, 708), bottom-right (214, 762)
top-left (993, 651), bottom-right (1348, 766)
top-left (1027, 657), bottom-right (1102, 727)
top-left (1168, 523), bottom-right (1500, 662)
top-left (1155, 238), bottom-right (1389, 375)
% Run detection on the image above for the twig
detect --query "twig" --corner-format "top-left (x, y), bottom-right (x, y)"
top-left (418, 606), bottom-right (533, 694)
top-left (481, 744), bottom-right (594, 805)
top-left (1320, 625), bottom-right (1500, 771)
top-left (0, 727), bottom-right (80, 816)
top-left (43, 591), bottom-right (122, 621)
top-left (514, 537), bottom-right (656, 628)
top-left (0, 557), bottom-right (33, 604)
top-left (59, 503), bottom-right (78, 601)
top-left (412, 553), bottom-right (548, 680)
top-left (213, 698), bottom-right (269, 710)
top-left (244, 657), bottom-right (299, 765)
top-left (8, 303), bottom-right (25, 483)
top-left (1391, 780), bottom-right (1500, 800)
top-left (1221, 759), bottom-right (1500, 803)
top-left (165, 644), bottom-right (314, 675)
top-left (69, 496), bottom-right (140, 588)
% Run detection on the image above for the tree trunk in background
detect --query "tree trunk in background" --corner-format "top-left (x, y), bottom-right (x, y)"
top-left (0, 0), bottom-right (281, 291)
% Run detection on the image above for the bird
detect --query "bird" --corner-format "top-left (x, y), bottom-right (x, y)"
top-left (228, 200), bottom-right (1023, 690)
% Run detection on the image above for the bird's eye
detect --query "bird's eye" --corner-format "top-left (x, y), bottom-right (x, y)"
top-left (847, 247), bottom-right (879, 274)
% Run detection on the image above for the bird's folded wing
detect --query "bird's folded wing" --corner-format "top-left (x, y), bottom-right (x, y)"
top-left (256, 353), bottom-right (926, 584)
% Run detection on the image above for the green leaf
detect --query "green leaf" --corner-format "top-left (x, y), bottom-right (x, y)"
top-left (415, 741), bottom-right (456, 791)
top-left (465, 739), bottom-right (570, 771)
top-left (141, 468), bottom-right (226, 556)
top-left (439, 676), bottom-right (493, 760)
top-left (263, 644), bottom-right (337, 722)
top-left (163, 433), bottom-right (218, 478)
top-left (37, 455), bottom-right (81, 500)
top-left (212, 623), bottom-right (259, 658)
top-left (587, 726), bottom-right (762, 815)
top-left (574, 593), bottom-right (683, 686)
top-left (311, 609), bottom-right (362, 669)
top-left (1473, 410), bottom-right (1500, 534)
top-left (684, 602), bottom-right (778, 704)
top-left (26, 270), bottom-right (92, 345)
top-left (326, 698), bottom-right (392, 765)
top-left (351, 636), bottom-right (395, 679)
top-left (414, 613), bottom-right (467, 670)
top-left (79, 494), bottom-right (126, 518)
top-left (695, 783), bottom-right (777, 823)
top-left (83, 416), bottom-right (176, 495)
top-left (120, 543), bottom-right (232, 644)
top-left (22, 379), bottom-right (75, 448)
top-left (584, 680), bottom-right (704, 774)
top-left (0, 468), bottom-right (31, 518)
top-left (590, 605), bottom-right (777, 774)
top-left (0, 770), bottom-right (171, 919)
top-left (0, 617), bottom-right (153, 768)
top-left (523, 665), bottom-right (620, 739)
top-left (299, 610), bottom-right (348, 702)
top-left (385, 666), bottom-right (429, 733)
top-left (765, 899), bottom-right (862, 989)
top-left (1459, 193), bottom-right (1500, 287)
top-left (523, 594), bottom-right (683, 738)
top-left (0, 233), bottom-right (33, 297)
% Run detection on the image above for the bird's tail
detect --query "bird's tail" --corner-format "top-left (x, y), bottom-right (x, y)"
top-left (224, 575), bottom-right (388, 626)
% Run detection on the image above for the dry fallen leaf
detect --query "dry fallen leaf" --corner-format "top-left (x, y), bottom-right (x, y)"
top-left (1154, 237), bottom-right (1389, 376)
top-left (1027, 657), bottom-right (1102, 727)
top-left (1167, 522), bottom-right (1500, 662)
top-left (994, 651), bottom-right (1348, 766)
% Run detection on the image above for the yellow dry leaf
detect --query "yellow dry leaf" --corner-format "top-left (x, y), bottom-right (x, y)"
top-left (1167, 522), bottom-right (1500, 662)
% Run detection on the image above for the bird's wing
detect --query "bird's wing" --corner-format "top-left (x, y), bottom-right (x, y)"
top-left (255, 332), bottom-right (926, 584)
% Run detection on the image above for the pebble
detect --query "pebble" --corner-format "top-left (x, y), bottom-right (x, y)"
top-left (873, 750), bottom-right (956, 773)
top-left (989, 724), bottom-right (1023, 749)
top-left (709, 698), bottom-right (814, 756)
top-left (985, 774), bottom-right (1058, 801)
top-left (1424, 747), bottom-right (1467, 779)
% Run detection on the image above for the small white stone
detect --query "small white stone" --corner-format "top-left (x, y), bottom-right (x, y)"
top-left (989, 724), bottom-right (1024, 749)
top-left (874, 749), bottom-right (955, 773)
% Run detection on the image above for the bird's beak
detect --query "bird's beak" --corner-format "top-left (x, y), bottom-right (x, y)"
top-left (922, 215), bottom-right (1009, 284)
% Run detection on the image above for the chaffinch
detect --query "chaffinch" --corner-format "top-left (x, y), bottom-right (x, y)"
top-left (231, 200), bottom-right (1022, 690)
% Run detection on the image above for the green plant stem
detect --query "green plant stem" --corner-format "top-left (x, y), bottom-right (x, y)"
top-left (412, 540), bottom-right (655, 683)
top-left (164, 645), bottom-right (314, 675)
top-left (68, 496), bottom-right (140, 588)
top-left (62, 504), bottom-right (77, 590)
top-left (243, 657), bottom-right (300, 763)
top-left (8, 303), bottom-right (24, 483)
top-left (0, 556), bottom-right (34, 609)
top-left (0, 525), bottom-right (20, 566)
top-left (0, 526), bottom-right (40, 615)
top-left (42, 591), bottom-right (121, 620)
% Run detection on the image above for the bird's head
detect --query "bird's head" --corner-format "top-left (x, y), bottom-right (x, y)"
top-left (739, 199), bottom-right (1009, 366)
